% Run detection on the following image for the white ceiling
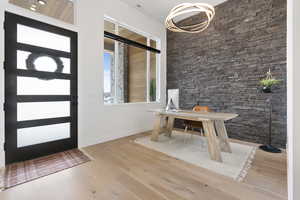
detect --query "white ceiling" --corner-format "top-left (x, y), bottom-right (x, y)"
top-left (119, 0), bottom-right (227, 23)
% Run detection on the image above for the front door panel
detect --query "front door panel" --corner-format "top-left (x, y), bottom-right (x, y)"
top-left (4, 12), bottom-right (78, 164)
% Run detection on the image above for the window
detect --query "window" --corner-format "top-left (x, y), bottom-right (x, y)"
top-left (104, 18), bottom-right (160, 104)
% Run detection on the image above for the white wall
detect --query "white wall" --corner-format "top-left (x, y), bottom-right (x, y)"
top-left (287, 0), bottom-right (300, 199)
top-left (0, 0), bottom-right (166, 167)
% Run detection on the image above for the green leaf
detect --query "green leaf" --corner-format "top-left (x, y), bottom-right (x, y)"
top-left (259, 78), bottom-right (280, 87)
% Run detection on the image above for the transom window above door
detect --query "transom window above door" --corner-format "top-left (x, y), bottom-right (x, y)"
top-left (9, 0), bottom-right (75, 24)
top-left (103, 17), bottom-right (161, 104)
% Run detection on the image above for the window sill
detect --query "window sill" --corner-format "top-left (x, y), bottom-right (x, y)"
top-left (103, 101), bottom-right (162, 107)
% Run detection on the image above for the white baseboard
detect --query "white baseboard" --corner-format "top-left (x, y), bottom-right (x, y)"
top-left (0, 165), bottom-right (4, 190)
top-left (78, 129), bottom-right (151, 149)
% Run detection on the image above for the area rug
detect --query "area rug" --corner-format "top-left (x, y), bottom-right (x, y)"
top-left (135, 131), bottom-right (256, 181)
top-left (0, 149), bottom-right (91, 190)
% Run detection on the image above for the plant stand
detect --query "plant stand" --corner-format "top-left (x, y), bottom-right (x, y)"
top-left (259, 96), bottom-right (282, 153)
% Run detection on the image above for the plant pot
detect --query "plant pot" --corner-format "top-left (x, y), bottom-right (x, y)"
top-left (262, 86), bottom-right (272, 93)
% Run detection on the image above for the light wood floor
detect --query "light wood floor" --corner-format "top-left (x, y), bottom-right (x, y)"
top-left (0, 132), bottom-right (287, 200)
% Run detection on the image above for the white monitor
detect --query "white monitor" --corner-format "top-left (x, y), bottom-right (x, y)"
top-left (167, 89), bottom-right (179, 110)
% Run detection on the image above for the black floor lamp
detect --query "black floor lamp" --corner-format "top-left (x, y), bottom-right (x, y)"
top-left (259, 69), bottom-right (281, 153)
top-left (259, 95), bottom-right (281, 153)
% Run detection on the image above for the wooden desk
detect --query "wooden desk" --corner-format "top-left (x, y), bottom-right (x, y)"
top-left (149, 109), bottom-right (238, 162)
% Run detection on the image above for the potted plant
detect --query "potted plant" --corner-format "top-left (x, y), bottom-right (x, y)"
top-left (259, 69), bottom-right (280, 93)
top-left (150, 79), bottom-right (156, 101)
top-left (260, 78), bottom-right (280, 93)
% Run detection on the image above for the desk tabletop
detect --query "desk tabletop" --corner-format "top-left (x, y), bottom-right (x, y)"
top-left (149, 109), bottom-right (238, 121)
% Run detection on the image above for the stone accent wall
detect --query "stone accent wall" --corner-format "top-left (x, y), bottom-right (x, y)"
top-left (116, 43), bottom-right (129, 103)
top-left (167, 0), bottom-right (287, 148)
top-left (110, 52), bottom-right (115, 101)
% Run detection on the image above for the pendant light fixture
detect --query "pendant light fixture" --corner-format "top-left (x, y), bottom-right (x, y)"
top-left (165, 3), bottom-right (215, 33)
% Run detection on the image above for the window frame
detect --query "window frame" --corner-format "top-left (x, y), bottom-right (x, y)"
top-left (103, 16), bottom-right (161, 105)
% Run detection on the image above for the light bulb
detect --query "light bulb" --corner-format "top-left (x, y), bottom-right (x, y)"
top-left (30, 4), bottom-right (37, 11)
top-left (38, 0), bottom-right (47, 5)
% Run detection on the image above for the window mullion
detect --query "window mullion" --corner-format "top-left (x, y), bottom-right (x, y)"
top-left (146, 38), bottom-right (150, 102)
top-left (114, 24), bottom-right (119, 103)
top-left (156, 40), bottom-right (160, 103)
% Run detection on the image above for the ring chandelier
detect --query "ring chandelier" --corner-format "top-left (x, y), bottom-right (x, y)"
top-left (165, 3), bottom-right (215, 33)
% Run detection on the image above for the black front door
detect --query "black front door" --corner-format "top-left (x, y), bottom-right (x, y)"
top-left (4, 12), bottom-right (78, 164)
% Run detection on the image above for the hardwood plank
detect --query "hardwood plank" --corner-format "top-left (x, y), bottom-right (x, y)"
top-left (0, 131), bottom-right (287, 200)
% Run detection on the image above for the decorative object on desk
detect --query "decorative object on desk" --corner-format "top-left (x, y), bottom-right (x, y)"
top-left (259, 69), bottom-right (282, 153)
top-left (260, 68), bottom-right (280, 93)
top-left (165, 3), bottom-right (215, 33)
top-left (192, 101), bottom-right (211, 112)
